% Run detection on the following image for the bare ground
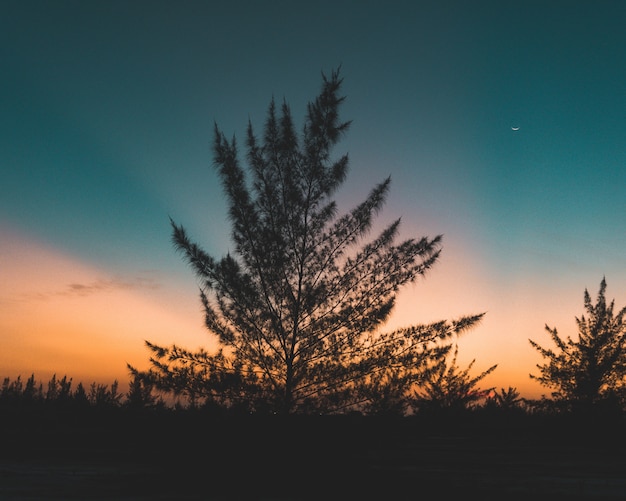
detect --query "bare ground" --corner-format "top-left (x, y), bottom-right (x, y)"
top-left (2, 411), bottom-right (626, 500)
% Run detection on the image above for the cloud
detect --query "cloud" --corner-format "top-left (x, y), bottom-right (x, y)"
top-left (2, 273), bottom-right (161, 306)
top-left (63, 276), bottom-right (160, 297)
top-left (0, 226), bottom-right (163, 307)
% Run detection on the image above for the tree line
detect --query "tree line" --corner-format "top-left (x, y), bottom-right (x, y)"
top-left (2, 273), bottom-right (624, 417)
top-left (0, 373), bottom-right (158, 410)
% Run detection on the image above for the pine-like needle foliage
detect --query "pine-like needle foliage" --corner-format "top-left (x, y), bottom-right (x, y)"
top-left (529, 277), bottom-right (626, 410)
top-left (412, 345), bottom-right (497, 412)
top-left (131, 69), bottom-right (484, 414)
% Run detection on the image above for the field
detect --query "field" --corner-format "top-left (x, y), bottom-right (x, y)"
top-left (2, 409), bottom-right (626, 500)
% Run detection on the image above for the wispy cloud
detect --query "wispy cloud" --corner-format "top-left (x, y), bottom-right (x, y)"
top-left (1, 273), bottom-right (161, 306)
top-left (62, 276), bottom-right (160, 297)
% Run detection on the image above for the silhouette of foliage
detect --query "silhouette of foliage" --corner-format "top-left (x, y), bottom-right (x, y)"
top-left (412, 345), bottom-right (497, 413)
top-left (73, 382), bottom-right (90, 406)
top-left (130, 69), bottom-right (484, 414)
top-left (0, 374), bottom-right (124, 409)
top-left (46, 374), bottom-right (73, 403)
top-left (88, 380), bottom-right (122, 407)
top-left (1, 374), bottom-right (41, 405)
top-left (485, 386), bottom-right (525, 410)
top-left (125, 373), bottom-right (163, 409)
top-left (529, 277), bottom-right (626, 412)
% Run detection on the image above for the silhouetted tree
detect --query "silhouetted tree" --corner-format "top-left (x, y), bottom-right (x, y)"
top-left (23, 374), bottom-right (41, 401)
top-left (73, 382), bottom-right (90, 406)
top-left (2, 375), bottom-right (44, 404)
top-left (131, 68), bottom-right (483, 414)
top-left (1, 376), bottom-right (21, 401)
top-left (412, 345), bottom-right (496, 413)
top-left (488, 386), bottom-right (524, 409)
top-left (125, 374), bottom-right (160, 409)
top-left (1, 376), bottom-right (23, 405)
top-left (45, 374), bottom-right (59, 401)
top-left (529, 277), bottom-right (626, 412)
top-left (88, 380), bottom-right (122, 407)
top-left (45, 374), bottom-right (73, 405)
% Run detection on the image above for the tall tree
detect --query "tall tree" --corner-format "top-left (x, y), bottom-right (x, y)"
top-left (529, 277), bottom-right (626, 410)
top-left (131, 69), bottom-right (483, 414)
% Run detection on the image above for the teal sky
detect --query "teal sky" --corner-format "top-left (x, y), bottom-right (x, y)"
top-left (1, 0), bottom-right (625, 395)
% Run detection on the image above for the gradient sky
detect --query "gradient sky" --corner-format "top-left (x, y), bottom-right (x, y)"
top-left (2, 0), bottom-right (625, 398)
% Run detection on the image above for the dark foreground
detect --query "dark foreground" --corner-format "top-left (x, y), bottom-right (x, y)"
top-left (2, 409), bottom-right (626, 500)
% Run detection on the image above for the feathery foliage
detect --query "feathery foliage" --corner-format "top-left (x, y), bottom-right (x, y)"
top-left (131, 69), bottom-right (484, 414)
top-left (412, 345), bottom-right (497, 412)
top-left (529, 277), bottom-right (626, 410)
top-left (486, 386), bottom-right (525, 410)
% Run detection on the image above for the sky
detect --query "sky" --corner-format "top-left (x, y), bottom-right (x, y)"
top-left (1, 0), bottom-right (625, 399)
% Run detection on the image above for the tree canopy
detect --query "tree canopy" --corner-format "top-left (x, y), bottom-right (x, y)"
top-left (130, 69), bottom-right (484, 414)
top-left (412, 345), bottom-right (497, 413)
top-left (529, 277), bottom-right (626, 410)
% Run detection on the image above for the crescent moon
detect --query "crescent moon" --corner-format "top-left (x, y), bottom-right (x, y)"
top-left (511, 127), bottom-right (520, 131)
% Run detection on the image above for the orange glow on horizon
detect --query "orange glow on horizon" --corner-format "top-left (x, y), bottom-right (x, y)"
top-left (0, 227), bottom-right (211, 393)
top-left (2, 225), bottom-right (614, 401)
top-left (381, 234), bottom-right (586, 401)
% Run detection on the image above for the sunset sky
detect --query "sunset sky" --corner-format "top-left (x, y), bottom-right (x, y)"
top-left (2, 1), bottom-right (625, 398)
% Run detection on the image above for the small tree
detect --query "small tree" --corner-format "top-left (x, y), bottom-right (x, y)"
top-left (529, 277), bottom-right (626, 411)
top-left (489, 387), bottom-right (523, 409)
top-left (73, 382), bottom-right (90, 407)
top-left (1, 376), bottom-right (23, 401)
top-left (88, 381), bottom-right (122, 407)
top-left (22, 374), bottom-right (41, 402)
top-left (412, 345), bottom-right (497, 413)
top-left (1, 375), bottom-right (45, 405)
top-left (125, 374), bottom-right (160, 409)
top-left (131, 69), bottom-right (483, 414)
